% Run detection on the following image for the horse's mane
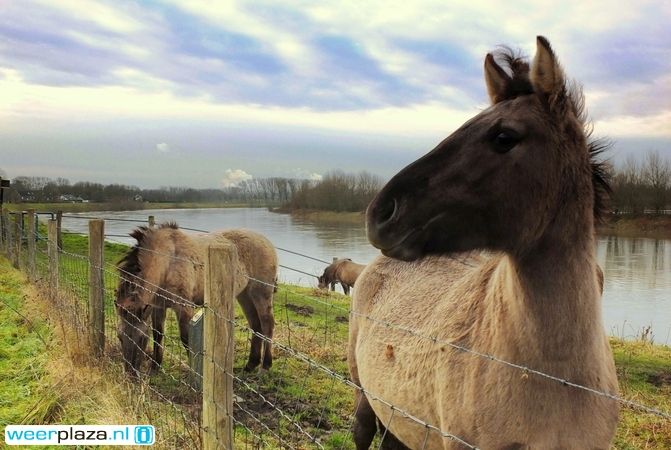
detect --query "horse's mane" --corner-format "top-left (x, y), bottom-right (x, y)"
top-left (494, 46), bottom-right (611, 223)
top-left (117, 221), bottom-right (180, 279)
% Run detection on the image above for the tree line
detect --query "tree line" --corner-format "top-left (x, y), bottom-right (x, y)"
top-left (1, 176), bottom-right (306, 205)
top-left (2, 151), bottom-right (669, 215)
top-left (609, 151), bottom-right (671, 214)
top-left (284, 171), bottom-right (384, 212)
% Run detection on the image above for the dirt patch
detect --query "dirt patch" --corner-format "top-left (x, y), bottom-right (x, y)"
top-left (309, 288), bottom-right (332, 298)
top-left (335, 315), bottom-right (348, 323)
top-left (647, 371), bottom-right (671, 387)
top-left (286, 303), bottom-right (314, 316)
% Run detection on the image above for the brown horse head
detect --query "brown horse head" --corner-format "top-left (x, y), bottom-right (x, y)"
top-left (317, 275), bottom-right (329, 289)
top-left (115, 229), bottom-right (154, 375)
top-left (366, 37), bottom-right (609, 261)
top-left (115, 280), bottom-right (151, 375)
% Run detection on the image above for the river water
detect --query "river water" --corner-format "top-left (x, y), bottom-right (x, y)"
top-left (61, 208), bottom-right (671, 342)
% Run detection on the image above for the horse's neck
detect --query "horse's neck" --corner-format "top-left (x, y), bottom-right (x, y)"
top-left (488, 216), bottom-right (603, 362)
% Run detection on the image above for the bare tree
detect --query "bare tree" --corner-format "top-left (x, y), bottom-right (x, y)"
top-left (642, 150), bottom-right (671, 213)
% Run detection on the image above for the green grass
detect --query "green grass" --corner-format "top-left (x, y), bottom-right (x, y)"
top-left (0, 258), bottom-right (52, 426)
top-left (2, 229), bottom-right (671, 449)
top-left (611, 339), bottom-right (671, 449)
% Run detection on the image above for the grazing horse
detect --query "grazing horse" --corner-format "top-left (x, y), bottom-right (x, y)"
top-left (348, 37), bottom-right (619, 449)
top-left (115, 223), bottom-right (278, 374)
top-left (318, 258), bottom-right (366, 295)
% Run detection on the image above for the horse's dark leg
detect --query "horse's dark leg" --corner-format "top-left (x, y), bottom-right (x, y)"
top-left (257, 298), bottom-right (275, 370)
top-left (377, 420), bottom-right (411, 450)
top-left (330, 281), bottom-right (336, 292)
top-left (237, 294), bottom-right (263, 371)
top-left (353, 389), bottom-right (377, 450)
top-left (150, 307), bottom-right (166, 372)
top-left (343, 283), bottom-right (350, 296)
top-left (176, 306), bottom-right (193, 350)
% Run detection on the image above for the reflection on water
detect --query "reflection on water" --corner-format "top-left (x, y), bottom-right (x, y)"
top-left (61, 208), bottom-right (671, 342)
top-left (597, 236), bottom-right (671, 342)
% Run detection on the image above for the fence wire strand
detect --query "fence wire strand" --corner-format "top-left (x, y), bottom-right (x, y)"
top-left (2, 212), bottom-right (670, 450)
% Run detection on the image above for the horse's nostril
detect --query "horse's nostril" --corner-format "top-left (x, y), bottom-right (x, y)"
top-left (377, 198), bottom-right (398, 226)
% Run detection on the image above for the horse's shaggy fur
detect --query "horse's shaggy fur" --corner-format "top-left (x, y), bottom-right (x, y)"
top-left (318, 258), bottom-right (366, 295)
top-left (349, 37), bottom-right (619, 449)
top-left (116, 223), bottom-right (277, 374)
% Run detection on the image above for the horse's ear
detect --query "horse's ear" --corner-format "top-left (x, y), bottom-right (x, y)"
top-left (484, 53), bottom-right (511, 104)
top-left (530, 36), bottom-right (565, 98)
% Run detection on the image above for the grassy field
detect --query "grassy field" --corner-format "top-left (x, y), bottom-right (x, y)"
top-left (1, 230), bottom-right (670, 448)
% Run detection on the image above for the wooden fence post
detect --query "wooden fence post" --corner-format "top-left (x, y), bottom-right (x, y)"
top-left (5, 212), bottom-right (13, 260)
top-left (189, 309), bottom-right (204, 391)
top-left (202, 243), bottom-right (236, 450)
top-left (89, 219), bottom-right (105, 356)
top-left (12, 213), bottom-right (21, 269)
top-left (26, 210), bottom-right (35, 280)
top-left (148, 215), bottom-right (155, 228)
top-left (56, 211), bottom-right (63, 251)
top-left (48, 220), bottom-right (59, 300)
top-left (0, 208), bottom-right (6, 252)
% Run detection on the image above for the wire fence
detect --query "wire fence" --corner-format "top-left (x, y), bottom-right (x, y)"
top-left (1, 210), bottom-right (669, 450)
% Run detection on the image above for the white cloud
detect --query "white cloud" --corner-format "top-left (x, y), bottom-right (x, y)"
top-left (292, 168), bottom-right (323, 181)
top-left (594, 110), bottom-right (671, 139)
top-left (221, 169), bottom-right (253, 187)
top-left (156, 142), bottom-right (170, 153)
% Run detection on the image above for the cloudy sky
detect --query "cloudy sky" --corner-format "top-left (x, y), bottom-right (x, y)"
top-left (1, 0), bottom-right (669, 188)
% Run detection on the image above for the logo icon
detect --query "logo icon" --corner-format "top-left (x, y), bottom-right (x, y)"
top-left (134, 426), bottom-right (154, 445)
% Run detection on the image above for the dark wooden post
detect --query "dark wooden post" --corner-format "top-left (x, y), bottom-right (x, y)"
top-left (4, 211), bottom-right (13, 259)
top-left (48, 220), bottom-right (59, 300)
top-left (189, 309), bottom-right (204, 391)
top-left (12, 213), bottom-right (21, 269)
top-left (56, 210), bottom-right (63, 250)
top-left (26, 210), bottom-right (36, 280)
top-left (202, 243), bottom-right (236, 450)
top-left (88, 219), bottom-right (105, 356)
top-left (0, 208), bottom-right (5, 252)
top-left (148, 215), bottom-right (155, 228)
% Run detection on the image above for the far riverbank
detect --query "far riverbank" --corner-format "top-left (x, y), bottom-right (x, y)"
top-left (274, 208), bottom-right (671, 239)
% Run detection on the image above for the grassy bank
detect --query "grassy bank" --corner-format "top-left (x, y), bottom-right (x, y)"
top-left (4, 201), bottom-right (265, 213)
top-left (271, 208), bottom-right (365, 225)
top-left (598, 215), bottom-right (671, 240)
top-left (276, 208), bottom-right (671, 239)
top-left (2, 229), bottom-right (670, 448)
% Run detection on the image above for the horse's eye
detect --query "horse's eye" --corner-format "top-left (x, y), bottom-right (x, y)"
top-left (492, 131), bottom-right (520, 153)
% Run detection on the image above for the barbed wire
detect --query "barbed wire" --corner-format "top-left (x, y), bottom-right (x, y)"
top-left (61, 214), bottom-right (151, 223)
top-left (240, 273), bottom-right (671, 420)
top-left (60, 213), bottom-right (336, 267)
top-left (14, 223), bottom-right (671, 421)
top-left (215, 310), bottom-right (480, 449)
top-left (5, 212), bottom-right (671, 450)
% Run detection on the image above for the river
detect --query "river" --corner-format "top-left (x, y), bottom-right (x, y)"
top-left (60, 207), bottom-right (671, 342)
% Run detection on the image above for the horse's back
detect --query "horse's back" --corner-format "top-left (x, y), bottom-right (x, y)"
top-left (214, 229), bottom-right (278, 286)
top-left (337, 260), bottom-right (366, 286)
